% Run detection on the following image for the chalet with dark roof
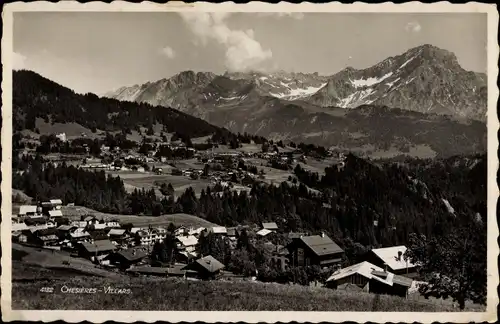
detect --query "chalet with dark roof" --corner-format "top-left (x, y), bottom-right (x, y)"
top-left (32, 228), bottom-right (59, 246)
top-left (287, 233), bottom-right (344, 268)
top-left (106, 248), bottom-right (148, 269)
top-left (182, 255), bottom-right (225, 280)
top-left (79, 240), bottom-right (116, 262)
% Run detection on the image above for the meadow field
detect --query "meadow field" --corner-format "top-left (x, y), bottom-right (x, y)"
top-left (59, 205), bottom-right (218, 228)
top-left (12, 244), bottom-right (126, 279)
top-left (106, 171), bottom-right (212, 198)
top-left (11, 262), bottom-right (468, 312)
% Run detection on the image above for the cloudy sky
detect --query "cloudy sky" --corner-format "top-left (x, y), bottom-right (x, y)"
top-left (13, 12), bottom-right (487, 94)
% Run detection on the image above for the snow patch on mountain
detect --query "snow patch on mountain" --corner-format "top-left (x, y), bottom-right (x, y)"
top-left (399, 56), bottom-right (416, 69)
top-left (405, 76), bottom-right (417, 85)
top-left (386, 77), bottom-right (401, 88)
top-left (350, 72), bottom-right (393, 88)
top-left (339, 88), bottom-right (375, 108)
top-left (270, 83), bottom-right (327, 100)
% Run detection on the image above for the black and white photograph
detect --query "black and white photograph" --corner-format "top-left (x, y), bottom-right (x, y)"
top-left (1, 2), bottom-right (498, 323)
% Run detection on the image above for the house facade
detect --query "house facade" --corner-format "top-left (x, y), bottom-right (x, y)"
top-left (136, 228), bottom-right (167, 246)
top-left (287, 234), bottom-right (344, 268)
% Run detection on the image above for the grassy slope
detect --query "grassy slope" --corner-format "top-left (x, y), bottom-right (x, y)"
top-left (60, 205), bottom-right (218, 228)
top-left (12, 244), bottom-right (126, 279)
top-left (11, 262), bottom-right (460, 312)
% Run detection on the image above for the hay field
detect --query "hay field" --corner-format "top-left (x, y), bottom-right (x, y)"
top-left (11, 264), bottom-right (472, 312)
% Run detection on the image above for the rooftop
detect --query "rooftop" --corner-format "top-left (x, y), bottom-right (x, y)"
top-left (48, 210), bottom-right (63, 217)
top-left (117, 248), bottom-right (148, 262)
top-left (81, 240), bottom-right (116, 253)
top-left (262, 222), bottom-right (279, 230)
top-left (57, 225), bottom-right (76, 231)
top-left (327, 261), bottom-right (384, 283)
top-left (177, 235), bottom-right (198, 247)
top-left (256, 228), bottom-right (272, 237)
top-left (209, 226), bottom-right (227, 234)
top-left (371, 245), bottom-right (415, 271)
top-left (19, 205), bottom-right (37, 215)
top-left (186, 255), bottom-right (225, 273)
top-left (108, 229), bottom-right (127, 236)
top-left (299, 234), bottom-right (344, 256)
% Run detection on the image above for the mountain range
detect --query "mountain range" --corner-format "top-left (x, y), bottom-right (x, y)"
top-left (104, 44), bottom-right (487, 158)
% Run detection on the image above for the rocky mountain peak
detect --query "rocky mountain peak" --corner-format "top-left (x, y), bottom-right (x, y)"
top-left (104, 44), bottom-right (486, 122)
top-left (171, 71), bottom-right (216, 85)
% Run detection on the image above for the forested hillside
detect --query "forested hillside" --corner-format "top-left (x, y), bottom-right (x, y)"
top-left (13, 70), bottom-right (231, 139)
top-left (12, 153), bottom-right (486, 260)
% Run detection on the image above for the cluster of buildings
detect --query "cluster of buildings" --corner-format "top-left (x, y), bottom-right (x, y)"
top-left (12, 198), bottom-right (418, 297)
top-left (325, 246), bottom-right (418, 298)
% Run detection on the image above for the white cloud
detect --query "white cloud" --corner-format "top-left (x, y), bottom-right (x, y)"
top-left (405, 21), bottom-right (422, 33)
top-left (13, 52), bottom-right (27, 70)
top-left (160, 46), bottom-right (176, 59)
top-left (179, 12), bottom-right (273, 72)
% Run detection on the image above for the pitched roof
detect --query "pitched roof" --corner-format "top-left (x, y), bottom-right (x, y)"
top-left (57, 225), bottom-right (75, 231)
top-left (262, 222), bottom-right (278, 230)
top-left (48, 210), bottom-right (63, 217)
top-left (256, 228), bottom-right (272, 237)
top-left (108, 229), bottom-right (126, 236)
top-left (71, 221), bottom-right (88, 228)
top-left (326, 261), bottom-right (385, 283)
top-left (117, 249), bottom-right (148, 262)
top-left (188, 227), bottom-right (205, 236)
top-left (326, 261), bottom-right (413, 289)
top-left (371, 245), bottom-right (415, 271)
top-left (29, 227), bottom-right (46, 234)
top-left (209, 226), bottom-right (227, 234)
top-left (192, 255), bottom-right (225, 273)
top-left (177, 235), bottom-right (198, 247)
top-left (50, 199), bottom-right (63, 205)
top-left (299, 235), bottom-right (344, 256)
top-left (70, 230), bottom-right (90, 238)
top-left (35, 228), bottom-right (59, 237)
top-left (12, 223), bottom-right (29, 232)
top-left (19, 205), bottom-right (37, 215)
top-left (81, 240), bottom-right (116, 253)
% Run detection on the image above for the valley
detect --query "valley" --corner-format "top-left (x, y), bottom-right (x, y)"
top-left (10, 43), bottom-right (488, 313)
